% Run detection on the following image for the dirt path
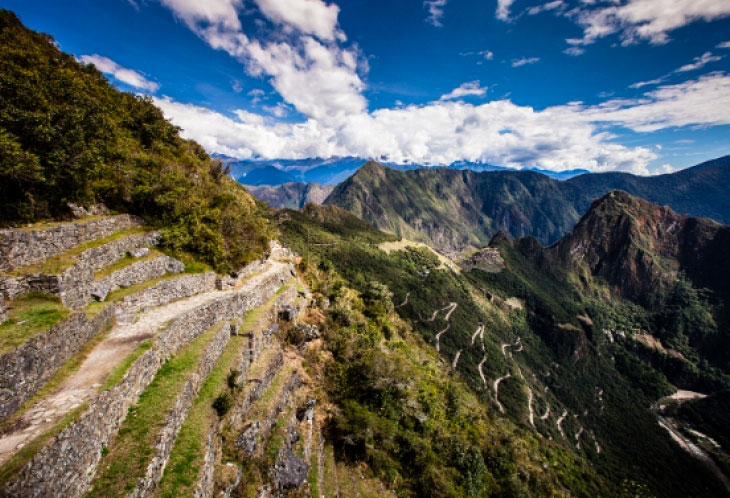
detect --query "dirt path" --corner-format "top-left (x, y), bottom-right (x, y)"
top-left (471, 324), bottom-right (484, 346)
top-left (540, 404), bottom-right (550, 420)
top-left (433, 303), bottom-right (457, 352)
top-left (0, 260), bottom-right (286, 466)
top-left (493, 373), bottom-right (511, 414)
top-left (575, 426), bottom-right (584, 449)
top-left (452, 350), bottom-right (462, 370)
top-left (516, 365), bottom-right (535, 428)
top-left (427, 302), bottom-right (457, 322)
top-left (395, 292), bottom-right (410, 309)
top-left (477, 355), bottom-right (488, 388)
top-left (556, 410), bottom-right (568, 438)
top-left (435, 324), bottom-right (450, 353)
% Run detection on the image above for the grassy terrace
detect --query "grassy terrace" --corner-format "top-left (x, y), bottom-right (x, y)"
top-left (0, 294), bottom-right (69, 355)
top-left (87, 322), bottom-right (224, 497)
top-left (7, 227), bottom-right (149, 276)
top-left (155, 281), bottom-right (294, 498)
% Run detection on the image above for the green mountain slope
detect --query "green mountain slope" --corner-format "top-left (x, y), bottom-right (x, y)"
top-left (0, 10), bottom-right (273, 271)
top-left (324, 157), bottom-right (730, 253)
top-left (277, 197), bottom-right (730, 497)
top-left (244, 182), bottom-right (335, 209)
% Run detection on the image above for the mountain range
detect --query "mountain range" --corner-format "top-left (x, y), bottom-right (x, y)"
top-left (322, 157), bottom-right (730, 253)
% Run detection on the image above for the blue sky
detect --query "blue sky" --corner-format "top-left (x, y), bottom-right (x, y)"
top-left (6, 0), bottom-right (730, 174)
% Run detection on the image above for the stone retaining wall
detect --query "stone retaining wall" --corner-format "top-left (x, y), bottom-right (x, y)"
top-left (0, 231), bottom-right (161, 308)
top-left (0, 215), bottom-right (144, 272)
top-left (1, 263), bottom-right (294, 498)
top-left (130, 322), bottom-right (231, 498)
top-left (0, 296), bottom-right (7, 324)
top-left (114, 272), bottom-right (216, 324)
top-left (0, 306), bottom-right (116, 423)
top-left (92, 256), bottom-right (185, 305)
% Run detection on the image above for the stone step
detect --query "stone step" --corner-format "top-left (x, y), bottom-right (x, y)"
top-left (0, 214), bottom-right (145, 273)
top-left (0, 261), bottom-right (294, 497)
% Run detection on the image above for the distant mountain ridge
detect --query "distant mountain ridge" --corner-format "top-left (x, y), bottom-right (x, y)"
top-left (323, 156), bottom-right (730, 253)
top-left (224, 155), bottom-right (590, 186)
top-left (244, 182), bottom-right (335, 209)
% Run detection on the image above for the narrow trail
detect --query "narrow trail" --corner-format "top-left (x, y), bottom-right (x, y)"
top-left (452, 350), bottom-right (462, 370)
top-left (477, 355), bottom-right (488, 388)
top-left (426, 302), bottom-right (457, 322)
top-left (471, 324), bottom-right (484, 346)
top-left (434, 324), bottom-right (450, 353)
top-left (395, 292), bottom-right (410, 309)
top-left (0, 261), bottom-right (286, 466)
top-left (556, 410), bottom-right (568, 438)
top-left (493, 373), bottom-right (511, 414)
top-left (596, 387), bottom-right (605, 415)
top-left (516, 365), bottom-right (535, 428)
top-left (575, 426), bottom-right (584, 449)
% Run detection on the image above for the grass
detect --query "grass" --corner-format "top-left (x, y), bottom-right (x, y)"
top-left (0, 293), bottom-right (70, 354)
top-left (99, 340), bottom-right (154, 392)
top-left (93, 248), bottom-right (164, 280)
top-left (0, 318), bottom-right (115, 433)
top-left (0, 402), bottom-right (88, 487)
top-left (155, 281), bottom-right (294, 498)
top-left (8, 227), bottom-right (149, 276)
top-left (87, 323), bottom-right (222, 497)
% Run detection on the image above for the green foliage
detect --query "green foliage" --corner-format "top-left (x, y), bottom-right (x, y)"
top-left (0, 11), bottom-right (273, 271)
top-left (212, 392), bottom-right (232, 417)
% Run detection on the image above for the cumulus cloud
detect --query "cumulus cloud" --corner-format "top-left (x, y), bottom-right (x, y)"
top-left (496, 0), bottom-right (515, 21)
top-left (153, 0), bottom-right (730, 176)
top-left (80, 54), bottom-right (159, 92)
top-left (512, 57), bottom-right (540, 67)
top-left (424, 0), bottom-right (448, 26)
top-left (439, 81), bottom-right (487, 100)
top-left (567, 0), bottom-right (730, 46)
top-left (251, 0), bottom-right (343, 41)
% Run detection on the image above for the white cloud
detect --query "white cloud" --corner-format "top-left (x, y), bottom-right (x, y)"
top-left (568, 0), bottom-right (730, 46)
top-left (439, 81), bottom-right (488, 100)
top-left (424, 0), bottom-right (448, 26)
top-left (563, 47), bottom-right (585, 56)
top-left (512, 57), bottom-right (540, 67)
top-left (718, 41), bottom-right (730, 49)
top-left (481, 50), bottom-right (494, 60)
top-left (585, 72), bottom-right (730, 132)
top-left (496, 0), bottom-right (515, 21)
top-left (160, 0), bottom-right (243, 31)
top-left (676, 51), bottom-right (723, 72)
top-left (262, 102), bottom-right (290, 117)
top-left (251, 0), bottom-right (343, 41)
top-left (629, 76), bottom-right (666, 89)
top-left (80, 54), bottom-right (159, 92)
top-left (528, 0), bottom-right (565, 16)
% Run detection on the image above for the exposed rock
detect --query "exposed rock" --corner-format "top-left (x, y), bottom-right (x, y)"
top-left (67, 203), bottom-right (110, 218)
top-left (0, 296), bottom-right (7, 324)
top-left (216, 275), bottom-right (236, 290)
top-left (291, 322), bottom-right (320, 343)
top-left (166, 258), bottom-right (185, 274)
top-left (297, 399), bottom-right (316, 421)
top-left (90, 281), bottom-right (110, 302)
top-left (236, 421), bottom-right (261, 457)
top-left (129, 247), bottom-right (150, 258)
top-left (273, 448), bottom-right (309, 489)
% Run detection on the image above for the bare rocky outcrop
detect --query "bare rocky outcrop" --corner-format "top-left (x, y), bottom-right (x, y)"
top-left (0, 214), bottom-right (144, 273)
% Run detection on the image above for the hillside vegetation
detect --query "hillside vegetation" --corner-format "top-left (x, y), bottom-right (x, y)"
top-left (0, 10), bottom-right (273, 271)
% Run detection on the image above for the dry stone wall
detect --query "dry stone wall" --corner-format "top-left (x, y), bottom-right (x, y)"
top-left (0, 214), bottom-right (144, 272)
top-left (0, 231), bottom-right (161, 309)
top-left (130, 322), bottom-right (231, 498)
top-left (1, 263), bottom-right (294, 498)
top-left (91, 256), bottom-right (185, 304)
top-left (0, 306), bottom-right (115, 423)
top-left (0, 296), bottom-right (7, 324)
top-left (114, 272), bottom-right (216, 324)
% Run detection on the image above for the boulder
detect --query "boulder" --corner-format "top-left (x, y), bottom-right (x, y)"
top-left (129, 247), bottom-right (150, 258)
top-left (90, 281), bottom-right (111, 302)
top-left (273, 449), bottom-right (309, 489)
top-left (166, 258), bottom-right (185, 273)
top-left (235, 421), bottom-right (260, 457)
